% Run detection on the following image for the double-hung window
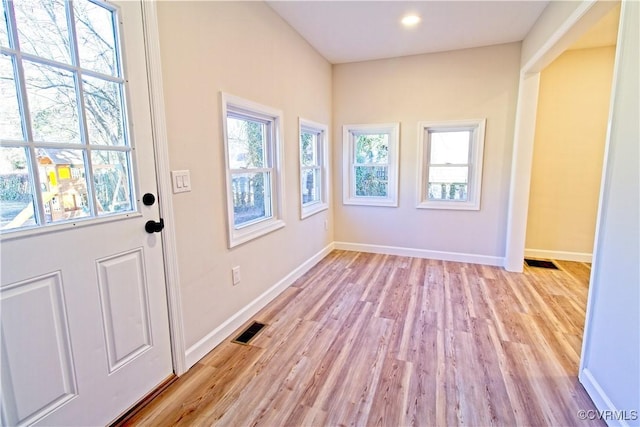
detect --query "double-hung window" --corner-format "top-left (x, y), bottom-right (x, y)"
top-left (299, 118), bottom-right (328, 219)
top-left (416, 119), bottom-right (486, 210)
top-left (221, 93), bottom-right (285, 247)
top-left (343, 123), bottom-right (399, 207)
top-left (1, 0), bottom-right (135, 233)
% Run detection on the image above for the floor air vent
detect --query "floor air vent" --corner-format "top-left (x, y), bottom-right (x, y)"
top-left (232, 321), bottom-right (266, 345)
top-left (524, 258), bottom-right (559, 269)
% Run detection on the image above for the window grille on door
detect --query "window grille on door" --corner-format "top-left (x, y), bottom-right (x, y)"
top-left (0, 0), bottom-right (136, 233)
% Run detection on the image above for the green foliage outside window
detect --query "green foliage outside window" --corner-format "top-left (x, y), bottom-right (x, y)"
top-left (354, 134), bottom-right (388, 197)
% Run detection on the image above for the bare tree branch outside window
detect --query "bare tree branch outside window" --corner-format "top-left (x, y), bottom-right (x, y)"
top-left (1, 0), bottom-right (134, 231)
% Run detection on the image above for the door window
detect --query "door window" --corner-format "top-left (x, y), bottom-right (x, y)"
top-left (0, 0), bottom-right (135, 233)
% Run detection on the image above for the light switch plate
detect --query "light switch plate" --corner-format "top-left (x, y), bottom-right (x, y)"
top-left (171, 170), bottom-right (191, 193)
top-left (232, 266), bottom-right (241, 285)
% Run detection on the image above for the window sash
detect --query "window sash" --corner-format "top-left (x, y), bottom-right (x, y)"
top-left (352, 164), bottom-right (389, 199)
top-left (226, 112), bottom-right (273, 170)
top-left (351, 133), bottom-right (389, 166)
top-left (353, 161), bottom-right (389, 167)
top-left (230, 170), bottom-right (273, 229)
top-left (229, 167), bottom-right (272, 174)
top-left (301, 165), bottom-right (321, 206)
top-left (300, 127), bottom-right (321, 167)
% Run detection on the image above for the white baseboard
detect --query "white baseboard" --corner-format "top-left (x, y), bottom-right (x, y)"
top-left (334, 241), bottom-right (504, 266)
top-left (525, 248), bottom-right (592, 263)
top-left (184, 242), bottom-right (335, 369)
top-left (579, 368), bottom-right (636, 427)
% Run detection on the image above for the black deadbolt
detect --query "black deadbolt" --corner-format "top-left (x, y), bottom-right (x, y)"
top-left (142, 193), bottom-right (156, 206)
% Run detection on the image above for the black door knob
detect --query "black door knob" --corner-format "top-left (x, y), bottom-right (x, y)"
top-left (145, 218), bottom-right (164, 233)
top-left (142, 193), bottom-right (156, 206)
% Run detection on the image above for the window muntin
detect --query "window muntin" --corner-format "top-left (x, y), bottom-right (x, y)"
top-left (417, 119), bottom-right (486, 210)
top-left (1, 0), bottom-right (135, 233)
top-left (299, 118), bottom-right (328, 218)
top-left (343, 123), bottom-right (399, 207)
top-left (222, 93), bottom-right (285, 247)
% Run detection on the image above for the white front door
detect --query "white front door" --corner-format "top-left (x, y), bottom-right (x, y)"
top-left (0, 1), bottom-right (173, 425)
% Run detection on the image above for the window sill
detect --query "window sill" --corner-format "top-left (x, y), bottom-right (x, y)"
top-left (301, 202), bottom-right (329, 220)
top-left (416, 200), bottom-right (480, 210)
top-left (343, 197), bottom-right (398, 207)
top-left (229, 218), bottom-right (285, 248)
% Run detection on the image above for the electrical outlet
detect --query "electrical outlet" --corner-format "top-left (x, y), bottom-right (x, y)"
top-left (324, 220), bottom-right (329, 230)
top-left (232, 266), bottom-right (241, 285)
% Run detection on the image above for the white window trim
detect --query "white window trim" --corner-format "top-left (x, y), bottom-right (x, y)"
top-left (299, 118), bottom-right (329, 219)
top-left (220, 92), bottom-right (285, 248)
top-left (342, 122), bottom-right (400, 207)
top-left (416, 118), bottom-right (486, 210)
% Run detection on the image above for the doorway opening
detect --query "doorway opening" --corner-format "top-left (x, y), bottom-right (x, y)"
top-left (524, 6), bottom-right (620, 273)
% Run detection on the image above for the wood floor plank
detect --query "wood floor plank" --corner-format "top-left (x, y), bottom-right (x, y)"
top-left (468, 317), bottom-right (518, 426)
top-left (555, 260), bottom-right (592, 286)
top-left (125, 251), bottom-right (603, 427)
top-left (323, 315), bottom-right (392, 426)
top-left (297, 301), bottom-right (372, 408)
top-left (281, 403), bottom-right (327, 427)
top-left (366, 356), bottom-right (409, 427)
top-left (403, 311), bottom-right (439, 426)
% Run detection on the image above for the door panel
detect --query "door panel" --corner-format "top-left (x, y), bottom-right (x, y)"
top-left (97, 248), bottom-right (153, 372)
top-left (0, 272), bottom-right (77, 425)
top-left (0, 1), bottom-right (172, 425)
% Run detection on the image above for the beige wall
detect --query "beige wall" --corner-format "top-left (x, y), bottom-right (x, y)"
top-left (332, 43), bottom-right (521, 260)
top-left (526, 46), bottom-right (615, 257)
top-left (156, 2), bottom-right (332, 351)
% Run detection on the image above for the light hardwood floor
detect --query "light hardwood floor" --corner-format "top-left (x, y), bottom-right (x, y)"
top-left (125, 251), bottom-right (601, 426)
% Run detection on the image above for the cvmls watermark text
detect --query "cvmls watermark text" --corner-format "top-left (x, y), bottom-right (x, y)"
top-left (577, 409), bottom-right (638, 421)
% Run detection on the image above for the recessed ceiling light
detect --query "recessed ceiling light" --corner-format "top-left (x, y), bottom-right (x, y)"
top-left (401, 14), bottom-right (421, 27)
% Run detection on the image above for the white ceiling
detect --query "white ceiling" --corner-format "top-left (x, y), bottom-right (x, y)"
top-left (267, 1), bottom-right (550, 64)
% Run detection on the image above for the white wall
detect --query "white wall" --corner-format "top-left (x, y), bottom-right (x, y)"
top-left (526, 46), bottom-right (615, 261)
top-left (332, 43), bottom-right (521, 263)
top-left (521, 0), bottom-right (587, 67)
top-left (155, 1), bottom-right (332, 366)
top-left (580, 1), bottom-right (640, 423)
